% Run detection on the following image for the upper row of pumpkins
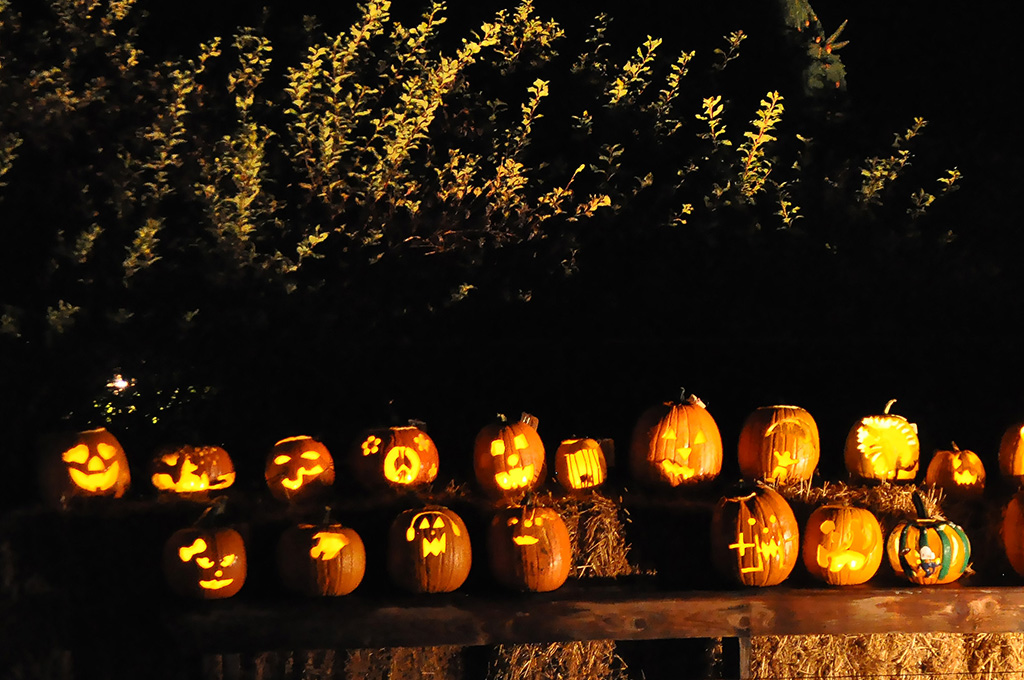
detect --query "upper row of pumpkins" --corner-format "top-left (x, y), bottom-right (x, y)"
top-left (38, 394), bottom-right (1024, 505)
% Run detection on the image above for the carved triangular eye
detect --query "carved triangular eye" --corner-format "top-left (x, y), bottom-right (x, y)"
top-left (432, 517), bottom-right (445, 529)
top-left (694, 430), bottom-right (707, 445)
top-left (661, 428), bottom-right (677, 440)
top-left (419, 518), bottom-right (430, 530)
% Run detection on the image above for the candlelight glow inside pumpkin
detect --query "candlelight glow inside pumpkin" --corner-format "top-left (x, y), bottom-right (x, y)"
top-left (488, 506), bottom-right (572, 592)
top-left (277, 522), bottom-right (366, 596)
top-left (354, 425), bottom-right (439, 489)
top-left (924, 443), bottom-right (985, 500)
top-left (802, 505), bottom-right (883, 585)
top-left (388, 506), bottom-right (472, 593)
top-left (554, 438), bottom-right (607, 491)
top-left (266, 436), bottom-right (335, 502)
top-left (473, 414), bottom-right (546, 498)
top-left (630, 394), bottom-right (723, 487)
top-left (844, 400), bottom-right (919, 483)
top-left (999, 423), bottom-right (1024, 486)
top-left (163, 527), bottom-right (247, 599)
top-left (711, 484), bottom-right (799, 587)
top-left (738, 405), bottom-right (820, 483)
top-left (40, 427), bottom-right (132, 503)
top-left (151, 445), bottom-right (235, 495)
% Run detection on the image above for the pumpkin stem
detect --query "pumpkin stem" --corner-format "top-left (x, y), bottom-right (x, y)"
top-left (911, 490), bottom-right (930, 519)
top-left (322, 505), bottom-right (333, 525)
top-left (520, 412), bottom-right (539, 430)
top-left (884, 398), bottom-right (898, 415)
top-left (950, 441), bottom-right (960, 452)
top-left (195, 496), bottom-right (228, 526)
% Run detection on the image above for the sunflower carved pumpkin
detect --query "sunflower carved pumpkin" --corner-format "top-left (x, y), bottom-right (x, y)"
top-left (39, 427), bottom-right (131, 505)
top-left (630, 393), bottom-right (722, 487)
top-left (711, 483), bottom-right (799, 587)
top-left (802, 505), bottom-right (883, 585)
top-left (738, 405), bottom-right (819, 484)
top-left (387, 505), bottom-right (472, 593)
top-left (886, 492), bottom-right (971, 585)
top-left (473, 413), bottom-right (546, 498)
top-left (488, 505), bottom-right (572, 592)
top-left (924, 442), bottom-right (986, 500)
top-left (352, 423), bottom-right (439, 490)
top-left (844, 399), bottom-right (920, 483)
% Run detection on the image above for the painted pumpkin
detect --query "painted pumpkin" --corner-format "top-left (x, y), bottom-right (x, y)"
top-left (1000, 492), bottom-right (1024, 577)
top-left (488, 505), bottom-right (572, 592)
top-left (886, 491), bottom-right (971, 585)
top-left (387, 506), bottom-right (472, 593)
top-left (924, 442), bottom-right (986, 500)
top-left (711, 483), bottom-right (799, 587)
top-left (163, 526), bottom-right (247, 599)
top-left (277, 522), bottom-right (366, 596)
top-left (39, 427), bottom-right (131, 504)
top-left (998, 422), bottom-right (1024, 487)
top-left (630, 393), bottom-right (722, 487)
top-left (802, 505), bottom-right (883, 585)
top-left (738, 405), bottom-right (820, 484)
top-left (353, 424), bottom-right (439, 489)
top-left (554, 438), bottom-right (608, 493)
top-left (473, 413), bottom-right (546, 498)
top-left (265, 436), bottom-right (335, 503)
top-left (844, 399), bottom-right (919, 483)
top-left (151, 444), bottom-right (236, 497)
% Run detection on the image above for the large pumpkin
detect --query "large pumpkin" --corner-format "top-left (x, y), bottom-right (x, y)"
top-left (352, 423), bottom-right (439, 490)
top-left (277, 521), bottom-right (366, 596)
top-left (630, 393), bottom-right (722, 487)
top-left (998, 422), bottom-right (1024, 487)
top-left (738, 405), bottom-right (819, 484)
top-left (265, 436), bottom-right (336, 503)
top-left (151, 444), bottom-right (236, 497)
top-left (488, 505), bottom-right (572, 592)
top-left (844, 399), bottom-right (920, 483)
top-left (553, 438), bottom-right (608, 493)
top-left (886, 492), bottom-right (971, 585)
top-left (1000, 491), bottom-right (1024, 577)
top-left (473, 413), bottom-right (546, 498)
top-left (924, 442), bottom-right (986, 500)
top-left (802, 505), bottom-right (883, 585)
top-left (163, 526), bottom-right (247, 599)
top-left (387, 506), bottom-right (472, 593)
top-left (39, 427), bottom-right (131, 504)
top-left (711, 483), bottom-right (799, 586)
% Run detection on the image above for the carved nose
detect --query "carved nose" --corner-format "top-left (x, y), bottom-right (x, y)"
top-left (508, 453), bottom-right (520, 466)
top-left (88, 457), bottom-right (105, 472)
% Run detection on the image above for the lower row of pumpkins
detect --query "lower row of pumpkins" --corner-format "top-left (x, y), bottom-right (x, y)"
top-left (165, 487), bottom-right (1024, 599)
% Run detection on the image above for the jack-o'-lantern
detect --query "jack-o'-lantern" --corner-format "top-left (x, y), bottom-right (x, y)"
top-left (1000, 491), bottom-right (1024, 577)
top-left (163, 526), bottom-right (247, 599)
top-left (473, 413), bottom-right (546, 498)
top-left (277, 521), bottom-right (366, 596)
top-left (630, 393), bottom-right (722, 487)
top-left (711, 483), bottom-right (799, 587)
top-left (924, 442), bottom-right (986, 500)
top-left (554, 438), bottom-right (608, 493)
top-left (352, 423), bottom-right (439, 489)
top-left (151, 444), bottom-right (235, 497)
top-left (488, 505), bottom-right (572, 592)
top-left (265, 436), bottom-right (335, 503)
top-left (886, 491), bottom-right (971, 585)
top-left (387, 506), bottom-right (472, 593)
top-left (998, 422), bottom-right (1024, 487)
top-left (844, 399), bottom-right (920, 483)
top-left (802, 505), bottom-right (883, 585)
top-left (39, 427), bottom-right (131, 504)
top-left (738, 405), bottom-right (820, 484)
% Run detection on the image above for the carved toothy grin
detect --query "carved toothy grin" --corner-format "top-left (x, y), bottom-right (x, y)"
top-left (494, 464), bottom-right (535, 491)
top-left (68, 461), bottom-right (121, 492)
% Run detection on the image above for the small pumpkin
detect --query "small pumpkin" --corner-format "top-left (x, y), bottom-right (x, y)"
top-left (738, 405), bottom-right (819, 484)
top-left (630, 392), bottom-right (722, 487)
top-left (387, 505), bottom-right (472, 593)
top-left (1000, 491), bottom-right (1024, 577)
top-left (802, 505), bottom-right (883, 585)
top-left (473, 413), bottom-right (546, 498)
top-left (163, 526), bottom-right (247, 599)
top-left (711, 483), bottom-right (799, 587)
top-left (151, 444), bottom-right (236, 497)
top-left (39, 427), bottom-right (131, 505)
top-left (886, 491), bottom-right (971, 585)
top-left (844, 399), bottom-right (920, 483)
top-left (924, 442), bottom-right (986, 500)
top-left (277, 520), bottom-right (366, 596)
top-left (488, 505), bottom-right (572, 592)
top-left (998, 422), bottom-right (1024, 487)
top-left (352, 423), bottom-right (439, 489)
top-left (554, 438), bottom-right (608, 493)
top-left (265, 436), bottom-right (336, 503)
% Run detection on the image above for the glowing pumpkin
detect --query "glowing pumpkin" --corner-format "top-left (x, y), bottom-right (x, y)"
top-left (844, 399), bottom-right (920, 483)
top-left (387, 506), bottom-right (472, 593)
top-left (488, 505), bottom-right (572, 592)
top-left (630, 393), bottom-right (722, 487)
top-left (39, 427), bottom-right (131, 505)
top-left (353, 423), bottom-right (439, 489)
top-left (163, 526), bottom-right (247, 599)
top-left (265, 436), bottom-right (335, 503)
top-left (998, 422), bottom-right (1024, 487)
top-left (924, 442), bottom-right (986, 500)
top-left (886, 491), bottom-right (971, 585)
top-left (554, 438), bottom-right (608, 493)
top-left (473, 413), bottom-right (546, 498)
top-left (151, 444), bottom-right (235, 497)
top-left (738, 405), bottom-right (820, 484)
top-left (277, 522), bottom-right (366, 596)
top-left (1000, 491), bottom-right (1024, 577)
top-left (711, 483), bottom-right (799, 587)
top-left (802, 505), bottom-right (883, 585)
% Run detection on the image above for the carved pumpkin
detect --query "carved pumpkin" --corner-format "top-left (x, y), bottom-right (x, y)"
top-left (39, 427), bottom-right (131, 504)
top-left (488, 505), bottom-right (572, 592)
top-left (802, 505), bottom-right (883, 585)
top-left (554, 438), bottom-right (608, 493)
top-left (886, 491), bottom-right (971, 585)
top-left (711, 483), bottom-right (799, 587)
top-left (353, 423), bottom-right (439, 489)
top-left (163, 526), bottom-right (247, 599)
top-left (265, 436), bottom-right (335, 503)
top-left (924, 442), bottom-right (986, 500)
top-left (277, 522), bottom-right (366, 596)
top-left (151, 444), bottom-right (235, 497)
top-left (844, 399), bottom-right (920, 483)
top-left (738, 405), bottom-right (820, 484)
top-left (1000, 491), bottom-right (1024, 577)
top-left (387, 506), bottom-right (472, 593)
top-left (473, 413), bottom-right (546, 498)
top-left (998, 422), bottom-right (1024, 487)
top-left (630, 393), bottom-right (722, 487)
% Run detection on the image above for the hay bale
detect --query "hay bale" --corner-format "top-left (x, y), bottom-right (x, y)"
top-left (346, 646), bottom-right (464, 680)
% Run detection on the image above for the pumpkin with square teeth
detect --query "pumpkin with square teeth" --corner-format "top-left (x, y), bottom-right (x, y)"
top-left (39, 427), bottom-right (131, 505)
top-left (630, 393), bottom-right (722, 487)
top-left (265, 436), bottom-right (335, 503)
top-left (473, 413), bottom-right (546, 498)
top-left (163, 526), bottom-right (247, 599)
top-left (488, 505), bottom-right (572, 592)
top-left (387, 506), bottom-right (472, 593)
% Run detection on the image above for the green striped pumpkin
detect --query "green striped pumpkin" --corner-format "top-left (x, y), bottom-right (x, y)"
top-left (886, 491), bottom-right (971, 585)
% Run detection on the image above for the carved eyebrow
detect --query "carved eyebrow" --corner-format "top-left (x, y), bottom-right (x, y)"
top-left (178, 538), bottom-right (208, 562)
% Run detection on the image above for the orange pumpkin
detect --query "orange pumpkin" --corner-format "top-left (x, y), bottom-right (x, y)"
top-left (488, 505), bottom-right (572, 592)
top-left (163, 526), bottom-right (247, 599)
top-left (802, 505), bottom-right (883, 585)
top-left (1001, 491), bottom-right (1024, 577)
top-left (277, 521), bottom-right (366, 596)
top-left (265, 436), bottom-right (336, 503)
top-left (553, 438), bottom-right (608, 493)
top-left (711, 483), bottom-right (799, 586)
top-left (998, 422), bottom-right (1024, 487)
top-left (844, 399), bottom-right (920, 483)
top-left (150, 444), bottom-right (235, 497)
top-left (738, 405), bottom-right (819, 483)
top-left (39, 427), bottom-right (131, 505)
top-left (352, 423), bottom-right (439, 490)
top-left (387, 506), bottom-right (472, 593)
top-left (924, 442), bottom-right (985, 500)
top-left (473, 413), bottom-right (546, 498)
top-left (886, 491), bottom-right (971, 585)
top-left (630, 393), bottom-right (722, 487)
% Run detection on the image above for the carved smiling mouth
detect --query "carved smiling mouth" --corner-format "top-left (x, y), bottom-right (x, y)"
top-left (513, 535), bottom-right (539, 546)
top-left (494, 464), bottom-right (535, 491)
top-left (281, 465), bottom-right (325, 490)
top-left (69, 461), bottom-right (121, 491)
top-left (198, 578), bottom-right (234, 590)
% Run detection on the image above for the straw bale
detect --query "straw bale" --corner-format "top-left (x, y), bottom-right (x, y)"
top-left (489, 641), bottom-right (628, 680)
top-left (346, 646), bottom-right (463, 680)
